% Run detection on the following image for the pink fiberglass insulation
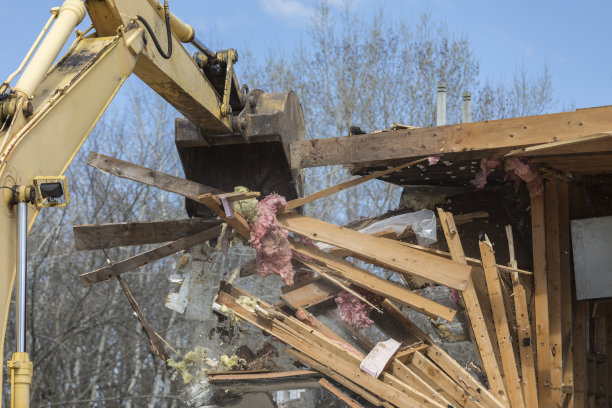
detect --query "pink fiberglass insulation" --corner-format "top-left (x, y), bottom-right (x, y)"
top-left (472, 157), bottom-right (543, 198)
top-left (427, 155), bottom-right (441, 165)
top-left (335, 290), bottom-right (374, 330)
top-left (505, 157), bottom-right (544, 198)
top-left (249, 194), bottom-right (294, 286)
top-left (472, 157), bottom-right (503, 188)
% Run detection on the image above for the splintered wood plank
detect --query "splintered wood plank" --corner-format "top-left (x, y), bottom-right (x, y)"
top-left (437, 209), bottom-right (507, 405)
top-left (558, 182), bottom-right (574, 407)
top-left (594, 306), bottom-right (607, 408)
top-left (290, 106), bottom-right (612, 168)
top-left (198, 193), bottom-right (251, 239)
top-left (79, 225), bottom-right (222, 287)
top-left (216, 291), bottom-right (438, 408)
top-left (287, 349), bottom-right (385, 407)
top-left (506, 225), bottom-right (539, 408)
top-left (87, 152), bottom-right (222, 200)
top-left (532, 192), bottom-right (552, 408)
top-left (381, 299), bottom-right (506, 408)
top-left (73, 218), bottom-right (221, 250)
top-left (277, 212), bottom-right (472, 291)
top-left (389, 359), bottom-right (457, 407)
top-left (573, 302), bottom-right (588, 408)
top-left (224, 284), bottom-right (444, 408)
top-left (506, 132), bottom-right (612, 157)
top-left (409, 351), bottom-right (485, 408)
top-left (318, 378), bottom-right (362, 408)
top-left (395, 344), bottom-right (429, 363)
top-left (280, 279), bottom-right (339, 310)
top-left (480, 239), bottom-right (525, 408)
top-left (546, 180), bottom-right (564, 408)
top-left (285, 158), bottom-right (427, 210)
top-left (116, 276), bottom-right (168, 362)
top-left (290, 240), bottom-right (457, 321)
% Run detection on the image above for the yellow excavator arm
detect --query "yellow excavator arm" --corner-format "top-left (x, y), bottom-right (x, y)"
top-left (0, 1), bottom-right (304, 406)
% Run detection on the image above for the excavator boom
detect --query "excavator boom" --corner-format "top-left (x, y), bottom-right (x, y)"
top-left (0, 1), bottom-right (304, 405)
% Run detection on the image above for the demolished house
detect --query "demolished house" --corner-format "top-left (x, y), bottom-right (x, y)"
top-left (73, 104), bottom-right (612, 408)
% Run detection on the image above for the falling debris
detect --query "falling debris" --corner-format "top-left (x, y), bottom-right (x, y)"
top-left (167, 347), bottom-right (217, 384)
top-left (335, 290), bottom-right (374, 330)
top-left (249, 194), bottom-right (294, 285)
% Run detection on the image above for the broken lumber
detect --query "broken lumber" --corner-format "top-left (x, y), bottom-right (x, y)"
top-left (506, 225), bottom-right (539, 408)
top-left (318, 378), bottom-right (363, 408)
top-left (287, 349), bottom-right (386, 407)
top-left (217, 286), bottom-right (444, 408)
top-left (285, 158), bottom-right (428, 210)
top-left (289, 106), bottom-right (612, 168)
top-left (277, 212), bottom-right (472, 291)
top-left (79, 225), bottom-right (222, 287)
top-left (545, 180), bottom-right (564, 408)
top-left (291, 240), bottom-right (457, 321)
top-left (198, 193), bottom-right (251, 238)
top-left (381, 299), bottom-right (505, 408)
top-left (437, 209), bottom-right (507, 405)
top-left (116, 275), bottom-right (168, 362)
top-left (87, 152), bottom-right (221, 199)
top-left (480, 239), bottom-right (525, 408)
top-left (280, 278), bottom-right (339, 310)
top-left (73, 218), bottom-right (221, 251)
top-left (531, 192), bottom-right (551, 408)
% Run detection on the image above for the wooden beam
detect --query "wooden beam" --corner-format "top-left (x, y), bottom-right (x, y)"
top-left (381, 299), bottom-right (506, 408)
top-left (290, 240), bottom-right (457, 321)
top-left (79, 225), bottom-right (222, 287)
top-left (573, 302), bottom-right (588, 408)
top-left (409, 351), bottom-right (485, 408)
top-left (395, 344), bottom-right (429, 363)
top-left (277, 212), bottom-right (472, 291)
top-left (280, 278), bottom-right (339, 310)
top-left (505, 132), bottom-right (612, 157)
top-left (207, 370), bottom-right (320, 381)
top-left (532, 192), bottom-right (552, 408)
top-left (116, 275), bottom-right (168, 362)
top-left (318, 378), bottom-right (362, 408)
top-left (594, 305), bottom-right (608, 408)
top-left (290, 106), bottom-right (612, 168)
top-left (87, 152), bottom-right (222, 199)
top-left (198, 193), bottom-right (251, 239)
top-left (73, 219), bottom-right (221, 251)
top-left (287, 349), bottom-right (385, 407)
top-left (216, 290), bottom-right (438, 408)
top-left (437, 209), bottom-right (507, 405)
top-left (506, 226), bottom-right (539, 408)
top-left (390, 358), bottom-right (457, 407)
top-left (558, 182), bottom-right (574, 407)
top-left (285, 158), bottom-right (427, 210)
top-left (480, 239), bottom-right (526, 408)
top-left (545, 180), bottom-right (564, 408)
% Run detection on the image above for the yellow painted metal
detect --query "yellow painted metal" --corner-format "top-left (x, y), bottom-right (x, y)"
top-left (148, 0), bottom-right (195, 43)
top-left (86, 0), bottom-right (233, 135)
top-left (32, 176), bottom-right (70, 208)
top-left (7, 352), bottom-right (33, 408)
top-left (0, 32), bottom-right (143, 404)
top-left (0, 1), bottom-right (276, 404)
top-left (13, 0), bottom-right (86, 98)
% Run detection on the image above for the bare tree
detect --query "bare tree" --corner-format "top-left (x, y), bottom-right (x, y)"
top-left (243, 3), bottom-right (554, 224)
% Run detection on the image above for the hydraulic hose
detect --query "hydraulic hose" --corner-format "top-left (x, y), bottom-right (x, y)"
top-left (137, 0), bottom-right (172, 59)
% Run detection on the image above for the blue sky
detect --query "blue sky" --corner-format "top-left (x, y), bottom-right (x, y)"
top-left (1, 0), bottom-right (610, 113)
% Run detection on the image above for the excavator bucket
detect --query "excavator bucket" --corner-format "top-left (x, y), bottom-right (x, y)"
top-left (175, 90), bottom-right (305, 218)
